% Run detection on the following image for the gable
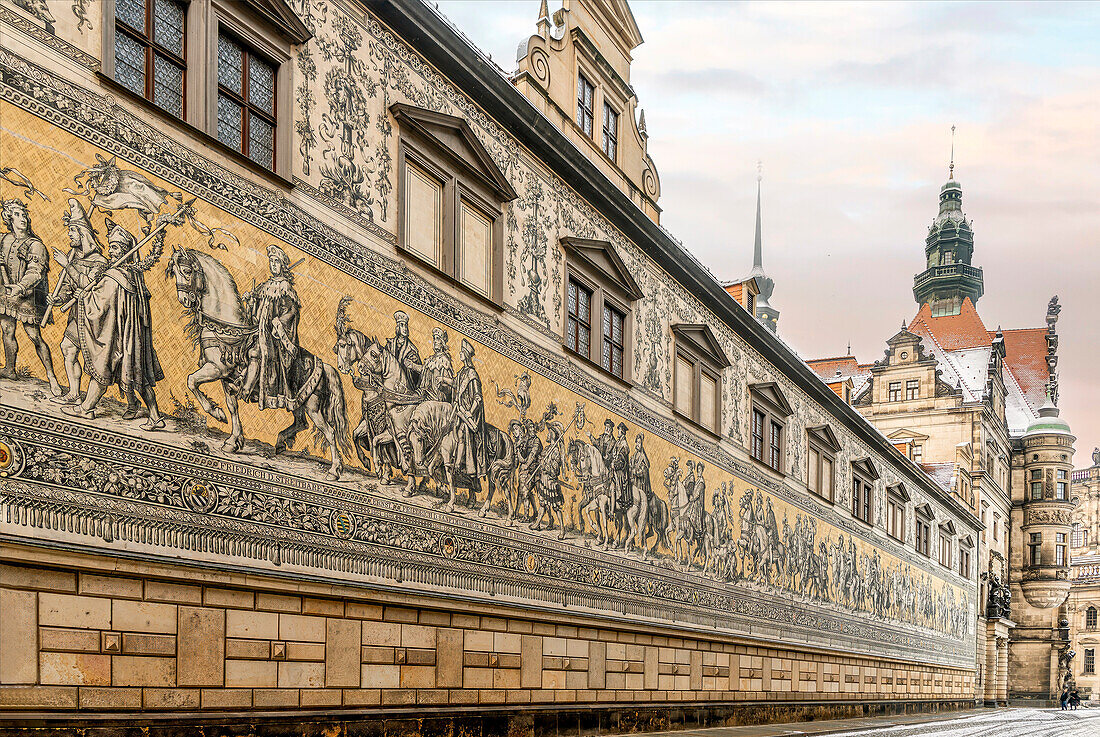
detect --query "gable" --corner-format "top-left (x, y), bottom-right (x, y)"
top-left (673, 324), bottom-right (731, 370)
top-left (852, 457), bottom-right (880, 481)
top-left (807, 424), bottom-right (842, 453)
top-left (887, 428), bottom-right (930, 442)
top-left (561, 237), bottom-right (643, 300)
top-left (888, 483), bottom-right (911, 502)
top-left (748, 381), bottom-right (792, 418)
top-left (391, 103), bottom-right (517, 202)
top-left (243, 0), bottom-right (311, 44)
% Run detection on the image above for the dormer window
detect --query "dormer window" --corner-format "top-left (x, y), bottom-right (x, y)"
top-left (888, 381), bottom-right (902, 402)
top-left (602, 102), bottom-right (618, 161)
top-left (577, 73), bottom-right (595, 137)
top-left (905, 379), bottom-right (919, 400)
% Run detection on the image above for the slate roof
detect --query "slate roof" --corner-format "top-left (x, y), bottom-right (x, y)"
top-left (920, 462), bottom-right (957, 494)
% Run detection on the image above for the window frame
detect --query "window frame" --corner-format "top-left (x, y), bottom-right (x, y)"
top-left (565, 274), bottom-right (595, 362)
top-left (1085, 648), bottom-right (1095, 676)
top-left (215, 29), bottom-right (278, 169)
top-left (806, 425), bottom-right (840, 503)
top-left (958, 539), bottom-right (972, 579)
top-left (748, 383), bottom-right (792, 473)
top-left (1086, 606), bottom-right (1097, 630)
top-left (915, 507), bottom-right (932, 557)
top-left (673, 332), bottom-right (726, 436)
top-left (576, 71), bottom-right (596, 138)
top-left (561, 238), bottom-right (642, 384)
top-left (110, 0), bottom-right (189, 119)
top-left (1056, 532), bottom-right (1067, 567)
top-left (1029, 532), bottom-right (1042, 566)
top-left (601, 101), bottom-right (619, 162)
top-left (850, 458), bottom-right (878, 525)
top-left (886, 484), bottom-right (909, 542)
top-left (888, 381), bottom-right (902, 402)
top-left (905, 379), bottom-right (919, 400)
top-left (938, 524), bottom-right (954, 569)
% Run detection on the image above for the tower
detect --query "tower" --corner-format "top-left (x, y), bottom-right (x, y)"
top-left (750, 165), bottom-right (780, 331)
top-left (912, 128), bottom-right (984, 315)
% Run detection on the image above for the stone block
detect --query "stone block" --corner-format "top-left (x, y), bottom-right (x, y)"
top-left (113, 600), bottom-right (177, 634)
top-left (588, 641), bottom-right (606, 690)
top-left (278, 660), bottom-right (325, 688)
top-left (466, 629), bottom-right (494, 653)
top-left (122, 633), bottom-right (176, 656)
top-left (143, 688), bottom-right (200, 709)
top-left (226, 638), bottom-right (270, 660)
top-left (401, 624), bottom-right (436, 649)
top-left (203, 588), bottom-right (254, 609)
top-left (256, 593), bottom-right (301, 613)
top-left (381, 688), bottom-right (415, 705)
top-left (383, 606), bottom-right (418, 623)
top-left (0, 564), bottom-right (75, 593)
top-left (303, 597), bottom-right (343, 616)
top-left (39, 627), bottom-right (99, 653)
top-left (177, 606), bottom-right (225, 687)
top-left (346, 602), bottom-right (383, 620)
top-left (287, 641), bottom-right (326, 661)
top-left (361, 663), bottom-right (400, 688)
top-left (225, 659), bottom-right (278, 688)
top-left (38, 592), bottom-right (111, 630)
top-left (327, 618), bottom-right (361, 688)
top-left (253, 688), bottom-right (300, 708)
top-left (144, 581), bottom-right (202, 604)
top-left (200, 689), bottom-right (252, 709)
top-left (79, 687), bottom-right (142, 709)
top-left (644, 647), bottom-right (658, 690)
top-left (343, 688), bottom-right (381, 706)
top-left (520, 635), bottom-right (541, 689)
top-left (365, 621), bottom-right (400, 646)
top-left (1, 588), bottom-right (37, 684)
top-left (301, 688), bottom-right (342, 707)
top-left (79, 574), bottom-right (143, 600)
top-left (279, 613), bottom-right (326, 642)
top-left (226, 608), bottom-right (279, 639)
top-left (39, 652), bottom-right (111, 686)
top-left (419, 610), bottom-right (450, 627)
top-left (112, 656), bottom-right (176, 687)
top-left (406, 647), bottom-right (435, 665)
top-left (436, 628), bottom-right (462, 688)
top-left (0, 685), bottom-right (78, 708)
top-left (493, 667), bottom-right (520, 689)
top-left (400, 664), bottom-right (435, 688)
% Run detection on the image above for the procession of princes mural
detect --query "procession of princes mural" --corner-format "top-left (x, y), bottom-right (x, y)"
top-left (0, 152), bottom-right (969, 641)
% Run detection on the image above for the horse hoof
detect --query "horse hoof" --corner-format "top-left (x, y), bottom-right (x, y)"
top-left (325, 472), bottom-right (340, 482)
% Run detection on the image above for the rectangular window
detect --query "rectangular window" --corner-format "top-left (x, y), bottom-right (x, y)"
top-left (852, 474), bottom-right (872, 524)
top-left (115, 0), bottom-right (188, 119)
top-left (576, 73), bottom-right (595, 137)
top-left (912, 443), bottom-right (923, 463)
top-left (887, 496), bottom-right (904, 541)
top-left (602, 103), bottom-right (618, 161)
top-left (1085, 649), bottom-right (1095, 675)
top-left (1029, 532), bottom-right (1042, 566)
top-left (822, 457), bottom-right (833, 501)
top-left (1058, 469), bottom-right (1068, 480)
top-left (959, 546), bottom-right (971, 578)
top-left (699, 372), bottom-right (718, 434)
top-left (888, 381), bottom-right (901, 402)
top-left (458, 201), bottom-right (492, 296)
top-left (566, 278), bottom-right (593, 359)
top-left (217, 31), bottom-right (277, 169)
top-left (808, 447), bottom-right (820, 495)
top-left (1057, 482), bottom-right (1068, 500)
top-left (1031, 481), bottom-right (1043, 500)
top-left (915, 517), bottom-right (930, 557)
top-left (601, 303), bottom-right (625, 379)
top-left (1032, 469), bottom-right (1042, 480)
top-left (751, 409), bottom-right (765, 462)
top-left (403, 162), bottom-right (443, 266)
top-left (905, 379), bottom-right (919, 400)
top-left (1073, 523), bottom-right (1084, 548)
top-left (1056, 543), bottom-right (1066, 567)
top-left (769, 421), bottom-right (783, 471)
top-left (939, 532), bottom-right (952, 568)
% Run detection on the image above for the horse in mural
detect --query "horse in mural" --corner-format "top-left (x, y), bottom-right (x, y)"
top-left (668, 472), bottom-right (706, 569)
top-left (166, 248), bottom-right (350, 480)
top-left (334, 311), bottom-right (399, 477)
top-left (568, 439), bottom-right (615, 547)
top-left (737, 492), bottom-right (780, 583)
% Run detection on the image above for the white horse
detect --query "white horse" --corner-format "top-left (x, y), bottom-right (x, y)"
top-left (568, 439), bottom-right (615, 547)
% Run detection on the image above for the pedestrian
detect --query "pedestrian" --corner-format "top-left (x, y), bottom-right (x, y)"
top-left (1070, 688), bottom-right (1080, 710)
top-left (1060, 688), bottom-right (1069, 710)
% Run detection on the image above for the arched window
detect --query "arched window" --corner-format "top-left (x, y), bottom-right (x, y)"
top-left (1087, 606), bottom-right (1098, 630)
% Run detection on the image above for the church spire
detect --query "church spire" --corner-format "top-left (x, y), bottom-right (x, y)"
top-left (752, 161), bottom-right (763, 271)
top-left (748, 163), bottom-right (779, 332)
top-left (949, 124), bottom-right (955, 181)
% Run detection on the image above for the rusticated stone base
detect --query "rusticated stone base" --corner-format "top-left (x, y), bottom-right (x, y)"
top-left (0, 700), bottom-right (975, 737)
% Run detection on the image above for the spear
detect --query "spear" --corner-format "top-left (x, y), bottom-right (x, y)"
top-left (47, 199), bottom-right (194, 318)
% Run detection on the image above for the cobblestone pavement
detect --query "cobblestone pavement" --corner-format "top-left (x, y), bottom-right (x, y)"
top-left (640, 707), bottom-right (1100, 737)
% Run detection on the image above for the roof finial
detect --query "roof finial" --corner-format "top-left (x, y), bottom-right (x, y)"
top-left (753, 161), bottom-right (763, 269)
top-left (847, 340), bottom-right (851, 355)
top-left (949, 124), bottom-right (956, 180)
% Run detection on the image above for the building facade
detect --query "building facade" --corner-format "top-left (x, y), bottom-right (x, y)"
top-left (0, 0), bottom-right (985, 732)
top-left (807, 168), bottom-right (1077, 705)
top-left (1068, 453), bottom-right (1100, 701)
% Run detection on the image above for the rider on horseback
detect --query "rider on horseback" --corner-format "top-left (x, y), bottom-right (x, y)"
top-left (240, 245), bottom-right (299, 410)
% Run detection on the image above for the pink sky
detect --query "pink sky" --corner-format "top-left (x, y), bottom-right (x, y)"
top-left (436, 1), bottom-right (1100, 464)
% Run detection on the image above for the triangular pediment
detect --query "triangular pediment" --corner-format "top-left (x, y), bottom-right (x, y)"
top-left (852, 457), bottom-right (880, 480)
top-left (242, 0), bottom-right (311, 44)
top-left (561, 237), bottom-right (643, 300)
top-left (748, 381), bottom-right (792, 418)
top-left (807, 425), bottom-right (842, 453)
top-left (940, 520), bottom-right (957, 535)
top-left (391, 104), bottom-right (517, 202)
top-left (887, 483), bottom-right (910, 502)
top-left (915, 502), bottom-right (935, 520)
top-left (887, 428), bottom-right (930, 442)
top-left (587, 0), bottom-right (644, 50)
top-left (673, 324), bottom-right (730, 370)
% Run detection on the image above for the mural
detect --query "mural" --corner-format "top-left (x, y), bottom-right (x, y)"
top-left (0, 107), bottom-right (971, 658)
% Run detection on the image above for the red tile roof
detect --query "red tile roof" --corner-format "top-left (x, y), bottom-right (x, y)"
top-left (908, 298), bottom-right (990, 350)
top-left (997, 327), bottom-right (1050, 413)
top-left (805, 356), bottom-right (873, 380)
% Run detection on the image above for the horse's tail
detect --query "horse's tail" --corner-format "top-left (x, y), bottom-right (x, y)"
top-left (318, 363), bottom-right (353, 458)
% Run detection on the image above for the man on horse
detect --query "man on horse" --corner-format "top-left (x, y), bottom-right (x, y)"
top-left (385, 310), bottom-right (422, 391)
top-left (240, 245), bottom-right (300, 410)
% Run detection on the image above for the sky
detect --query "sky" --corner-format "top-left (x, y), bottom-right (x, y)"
top-left (434, 0), bottom-right (1100, 463)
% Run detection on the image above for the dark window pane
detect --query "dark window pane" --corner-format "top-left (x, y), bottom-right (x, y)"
top-left (602, 305), bottom-right (611, 339)
top-left (153, 0), bottom-right (185, 56)
top-left (577, 285), bottom-right (589, 321)
top-left (578, 324), bottom-right (590, 358)
top-left (217, 94), bottom-right (243, 151)
top-left (218, 34), bottom-right (243, 94)
top-left (567, 281), bottom-right (577, 316)
top-left (117, 0), bottom-right (146, 32)
top-left (602, 341), bottom-right (611, 371)
top-left (153, 53), bottom-right (184, 117)
top-left (115, 32), bottom-right (146, 96)
top-left (250, 55), bottom-right (276, 114)
top-left (249, 113), bottom-right (274, 169)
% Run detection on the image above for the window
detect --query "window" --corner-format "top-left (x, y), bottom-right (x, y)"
top-left (1087, 607), bottom-right (1097, 630)
top-left (850, 459), bottom-right (878, 525)
top-left (576, 73), bottom-right (595, 137)
top-left (748, 383), bottom-right (792, 471)
top-left (114, 0), bottom-right (187, 118)
top-left (1031, 480), bottom-right (1043, 500)
top-left (746, 291), bottom-right (755, 317)
top-left (959, 543), bottom-right (971, 579)
top-left (562, 238), bottom-right (642, 382)
top-left (912, 443), bottom-right (923, 463)
top-left (395, 105), bottom-right (515, 305)
top-left (939, 528), bottom-right (953, 568)
top-left (672, 326), bottom-right (728, 435)
top-left (915, 515), bottom-right (931, 557)
top-left (886, 485), bottom-right (908, 541)
top-left (566, 278), bottom-right (593, 359)
top-left (1029, 533), bottom-right (1042, 566)
top-left (1073, 522), bottom-right (1084, 548)
top-left (1085, 649), bottom-right (1095, 675)
top-left (888, 381), bottom-right (902, 402)
top-left (1056, 533), bottom-right (1067, 567)
top-left (602, 103), bottom-right (618, 161)
top-left (992, 512), bottom-right (1000, 541)
top-left (807, 427), bottom-right (840, 503)
top-left (1058, 482), bottom-right (1069, 500)
top-left (905, 379), bottom-right (919, 400)
top-left (217, 32), bottom-right (277, 169)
